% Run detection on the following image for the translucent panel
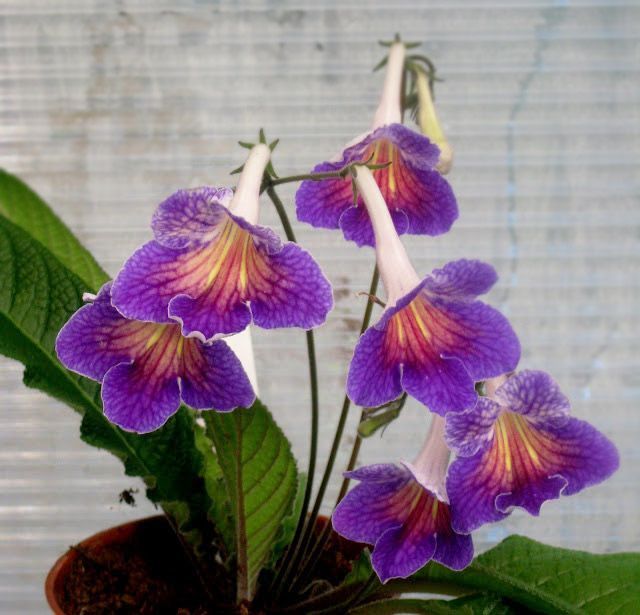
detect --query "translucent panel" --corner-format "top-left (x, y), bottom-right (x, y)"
top-left (1, 1), bottom-right (638, 611)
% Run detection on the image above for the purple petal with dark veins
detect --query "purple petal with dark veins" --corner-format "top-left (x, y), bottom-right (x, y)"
top-left (448, 409), bottom-right (619, 533)
top-left (495, 370), bottom-right (571, 426)
top-left (295, 123), bottom-right (457, 247)
top-left (445, 397), bottom-right (502, 457)
top-left (347, 325), bottom-right (403, 409)
top-left (423, 259), bottom-right (498, 301)
top-left (102, 362), bottom-right (182, 433)
top-left (113, 205), bottom-right (333, 340)
top-left (333, 462), bottom-right (474, 583)
top-left (152, 186), bottom-right (233, 249)
top-left (179, 340), bottom-right (255, 411)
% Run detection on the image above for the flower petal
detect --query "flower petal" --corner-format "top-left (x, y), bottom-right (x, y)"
top-left (495, 415), bottom-right (619, 511)
top-left (495, 370), bottom-right (571, 425)
top-left (169, 293), bottom-right (252, 341)
top-left (347, 326), bottom-right (403, 408)
top-left (295, 160), bottom-right (353, 230)
top-left (343, 124), bottom-right (440, 171)
top-left (424, 259), bottom-right (498, 301)
top-left (179, 340), bottom-right (255, 411)
top-left (102, 361), bottom-right (181, 433)
top-left (433, 296), bottom-right (521, 382)
top-left (433, 530), bottom-right (475, 571)
top-left (111, 240), bottom-right (196, 323)
top-left (344, 463), bottom-right (409, 483)
top-left (379, 165), bottom-right (457, 238)
top-left (445, 397), bottom-right (502, 457)
top-left (371, 488), bottom-right (472, 581)
top-left (248, 242), bottom-right (334, 330)
top-left (152, 187), bottom-right (233, 249)
top-left (56, 283), bottom-right (155, 380)
top-left (339, 205), bottom-right (409, 248)
top-left (332, 464), bottom-right (411, 544)
top-left (402, 356), bottom-right (477, 416)
top-left (448, 411), bottom-right (619, 532)
top-left (372, 524), bottom-right (437, 583)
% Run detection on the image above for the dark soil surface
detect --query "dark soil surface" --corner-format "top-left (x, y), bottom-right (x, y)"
top-left (56, 516), bottom-right (363, 615)
top-left (59, 517), bottom-right (229, 614)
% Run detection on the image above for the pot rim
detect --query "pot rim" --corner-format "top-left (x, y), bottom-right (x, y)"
top-left (44, 514), bottom-right (165, 614)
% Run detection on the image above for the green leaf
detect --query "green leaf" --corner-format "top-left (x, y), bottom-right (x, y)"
top-left (0, 213), bottom-right (212, 550)
top-left (268, 472), bottom-right (307, 569)
top-left (350, 594), bottom-right (519, 614)
top-left (0, 169), bottom-right (108, 291)
top-left (344, 549), bottom-right (373, 586)
top-left (204, 400), bottom-right (298, 602)
top-left (399, 535), bottom-right (640, 615)
top-left (193, 415), bottom-right (234, 550)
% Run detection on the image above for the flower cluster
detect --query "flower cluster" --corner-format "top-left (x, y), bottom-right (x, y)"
top-left (322, 43), bottom-right (618, 583)
top-left (57, 144), bottom-right (334, 432)
top-left (54, 39), bottom-right (619, 588)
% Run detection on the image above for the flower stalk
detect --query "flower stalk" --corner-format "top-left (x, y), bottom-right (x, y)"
top-left (372, 42), bottom-right (406, 128)
top-left (229, 143), bottom-right (272, 223)
top-left (264, 184), bottom-right (321, 598)
top-left (352, 165), bottom-right (420, 303)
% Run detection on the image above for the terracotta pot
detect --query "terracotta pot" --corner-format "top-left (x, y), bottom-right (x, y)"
top-left (45, 514), bottom-right (358, 614)
top-left (45, 515), bottom-right (167, 614)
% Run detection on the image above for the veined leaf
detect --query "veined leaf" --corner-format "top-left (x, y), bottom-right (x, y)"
top-left (397, 535), bottom-right (640, 615)
top-left (193, 416), bottom-right (233, 550)
top-left (350, 594), bottom-right (519, 614)
top-left (0, 169), bottom-right (108, 291)
top-left (205, 401), bottom-right (298, 602)
top-left (0, 213), bottom-right (211, 547)
top-left (268, 472), bottom-right (307, 569)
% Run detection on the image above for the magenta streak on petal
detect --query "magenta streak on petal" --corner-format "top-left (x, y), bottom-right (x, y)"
top-left (380, 292), bottom-right (479, 414)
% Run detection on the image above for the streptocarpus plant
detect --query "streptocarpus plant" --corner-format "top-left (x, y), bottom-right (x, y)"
top-left (1, 37), bottom-right (637, 615)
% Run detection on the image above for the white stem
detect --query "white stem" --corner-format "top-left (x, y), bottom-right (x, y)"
top-left (372, 42), bottom-right (405, 129)
top-left (485, 374), bottom-right (509, 399)
top-left (416, 69), bottom-right (453, 175)
top-left (354, 166), bottom-right (420, 303)
top-left (224, 329), bottom-right (259, 396)
top-left (221, 169), bottom-right (262, 395)
top-left (408, 415), bottom-right (451, 502)
top-left (228, 143), bottom-right (271, 224)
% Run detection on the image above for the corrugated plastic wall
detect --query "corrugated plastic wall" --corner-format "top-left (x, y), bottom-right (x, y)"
top-left (1, 1), bottom-right (638, 612)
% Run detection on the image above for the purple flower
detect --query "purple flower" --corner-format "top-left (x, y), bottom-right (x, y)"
top-left (111, 145), bottom-right (333, 342)
top-left (346, 167), bottom-right (520, 416)
top-left (55, 283), bottom-right (255, 433)
top-left (446, 370), bottom-right (619, 533)
top-left (295, 43), bottom-right (457, 247)
top-left (332, 417), bottom-right (473, 582)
